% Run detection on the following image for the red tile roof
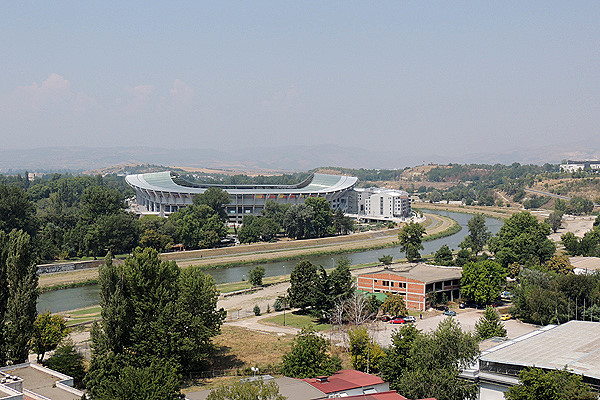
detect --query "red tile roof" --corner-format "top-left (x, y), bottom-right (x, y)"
top-left (301, 369), bottom-right (385, 393)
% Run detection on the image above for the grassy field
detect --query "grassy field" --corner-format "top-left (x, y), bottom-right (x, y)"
top-left (183, 324), bottom-right (350, 392)
top-left (60, 305), bottom-right (101, 327)
top-left (260, 312), bottom-right (332, 332)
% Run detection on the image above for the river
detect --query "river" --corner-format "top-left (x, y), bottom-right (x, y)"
top-left (37, 210), bottom-right (502, 313)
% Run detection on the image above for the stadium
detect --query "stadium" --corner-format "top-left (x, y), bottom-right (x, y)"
top-left (126, 171), bottom-right (359, 222)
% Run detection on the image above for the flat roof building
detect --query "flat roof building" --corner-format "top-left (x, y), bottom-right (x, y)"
top-left (126, 171), bottom-right (358, 222)
top-left (463, 321), bottom-right (600, 400)
top-left (357, 263), bottom-right (462, 311)
top-left (0, 363), bottom-right (84, 400)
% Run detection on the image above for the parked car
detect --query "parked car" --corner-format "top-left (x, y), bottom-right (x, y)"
top-left (381, 315), bottom-right (392, 322)
top-left (436, 305), bottom-right (449, 312)
top-left (390, 317), bottom-right (407, 324)
top-left (402, 316), bottom-right (416, 323)
top-left (443, 310), bottom-right (456, 317)
top-left (501, 291), bottom-right (512, 299)
top-left (459, 302), bottom-right (466, 309)
top-left (500, 314), bottom-right (512, 321)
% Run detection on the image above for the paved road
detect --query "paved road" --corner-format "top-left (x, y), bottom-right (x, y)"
top-left (524, 188), bottom-right (570, 201)
top-left (223, 303), bottom-right (538, 350)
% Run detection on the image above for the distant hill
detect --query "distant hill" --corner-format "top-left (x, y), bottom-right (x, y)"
top-left (0, 143), bottom-right (599, 173)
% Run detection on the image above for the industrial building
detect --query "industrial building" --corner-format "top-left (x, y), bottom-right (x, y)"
top-left (462, 321), bottom-right (600, 399)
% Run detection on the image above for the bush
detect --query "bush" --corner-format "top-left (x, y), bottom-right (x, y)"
top-left (249, 265), bottom-right (265, 286)
top-left (42, 340), bottom-right (86, 389)
top-left (254, 305), bottom-right (261, 316)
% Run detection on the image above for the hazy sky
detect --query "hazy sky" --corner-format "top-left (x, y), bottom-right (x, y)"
top-left (2, 2), bottom-right (599, 158)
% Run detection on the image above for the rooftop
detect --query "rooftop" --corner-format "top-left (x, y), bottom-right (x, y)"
top-left (480, 321), bottom-right (600, 381)
top-left (0, 363), bottom-right (83, 400)
top-left (570, 256), bottom-right (600, 273)
top-left (184, 376), bottom-right (324, 400)
top-left (302, 369), bottom-right (385, 394)
top-left (126, 171), bottom-right (358, 195)
top-left (360, 263), bottom-right (462, 284)
top-left (342, 391), bottom-right (409, 400)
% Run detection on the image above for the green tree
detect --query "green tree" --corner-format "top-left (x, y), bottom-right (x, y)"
top-left (238, 215), bottom-right (261, 244)
top-left (249, 265), bottom-right (266, 286)
top-left (328, 258), bottom-right (354, 306)
top-left (461, 260), bottom-right (505, 305)
top-left (170, 204), bottom-right (227, 249)
top-left (90, 358), bottom-right (184, 400)
top-left (398, 222), bottom-right (426, 262)
top-left (348, 326), bottom-right (385, 373)
top-left (333, 208), bottom-right (354, 235)
top-left (0, 231), bottom-right (7, 366)
top-left (86, 249), bottom-right (225, 395)
top-left (555, 198), bottom-right (567, 213)
top-left (283, 204), bottom-right (316, 239)
top-left (30, 311), bottom-right (70, 362)
top-left (84, 212), bottom-right (139, 256)
top-left (383, 319), bottom-right (479, 400)
top-left (139, 228), bottom-right (172, 252)
top-left (378, 254), bottom-right (394, 266)
top-left (543, 255), bottom-right (574, 275)
top-left (207, 380), bottom-right (285, 400)
top-left (0, 183), bottom-right (37, 236)
top-left (42, 340), bottom-right (86, 389)
top-left (454, 248), bottom-right (472, 267)
top-left (80, 185), bottom-right (125, 222)
top-left (489, 212), bottom-right (555, 267)
top-left (567, 196), bottom-right (594, 216)
top-left (380, 324), bottom-right (421, 389)
top-left (239, 216), bottom-right (280, 244)
top-left (546, 211), bottom-right (563, 233)
top-left (281, 326), bottom-right (341, 378)
top-left (287, 260), bottom-right (318, 310)
top-left (474, 306), bottom-right (506, 340)
top-left (4, 229), bottom-right (39, 364)
top-left (561, 232), bottom-right (580, 256)
top-left (434, 244), bottom-right (454, 265)
top-left (194, 187), bottom-right (230, 221)
top-left (381, 294), bottom-right (408, 317)
top-left (505, 367), bottom-right (595, 400)
top-left (461, 214), bottom-right (490, 255)
top-left (304, 197), bottom-right (335, 238)
top-left (579, 226), bottom-right (600, 257)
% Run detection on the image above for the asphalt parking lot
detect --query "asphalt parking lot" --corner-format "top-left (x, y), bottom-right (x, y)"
top-left (369, 308), bottom-right (538, 348)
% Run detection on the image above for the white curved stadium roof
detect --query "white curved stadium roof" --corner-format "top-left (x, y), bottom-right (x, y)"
top-left (126, 171), bottom-right (358, 195)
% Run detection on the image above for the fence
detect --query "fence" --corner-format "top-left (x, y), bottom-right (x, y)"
top-left (187, 365), bottom-right (281, 380)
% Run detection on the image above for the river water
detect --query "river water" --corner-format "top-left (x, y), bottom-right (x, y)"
top-left (37, 210), bottom-right (502, 313)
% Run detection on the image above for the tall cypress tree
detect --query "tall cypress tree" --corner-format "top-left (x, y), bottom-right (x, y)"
top-left (5, 229), bottom-right (39, 364)
top-left (0, 231), bottom-right (8, 366)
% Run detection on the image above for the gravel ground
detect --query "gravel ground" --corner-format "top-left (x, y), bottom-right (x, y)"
top-left (549, 214), bottom-right (595, 242)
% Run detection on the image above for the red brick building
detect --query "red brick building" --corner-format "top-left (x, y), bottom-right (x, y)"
top-left (357, 263), bottom-right (462, 311)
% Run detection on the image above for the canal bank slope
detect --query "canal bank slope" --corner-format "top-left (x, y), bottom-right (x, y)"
top-left (39, 212), bottom-right (457, 289)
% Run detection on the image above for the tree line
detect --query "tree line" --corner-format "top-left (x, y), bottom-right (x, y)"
top-left (238, 197), bottom-right (354, 243)
top-left (0, 173), bottom-right (357, 263)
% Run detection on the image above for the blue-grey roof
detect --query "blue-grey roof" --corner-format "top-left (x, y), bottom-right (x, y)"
top-left (125, 171), bottom-right (358, 195)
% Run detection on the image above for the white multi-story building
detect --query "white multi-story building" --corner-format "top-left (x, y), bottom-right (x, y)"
top-left (355, 188), bottom-right (411, 219)
top-left (560, 160), bottom-right (600, 172)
